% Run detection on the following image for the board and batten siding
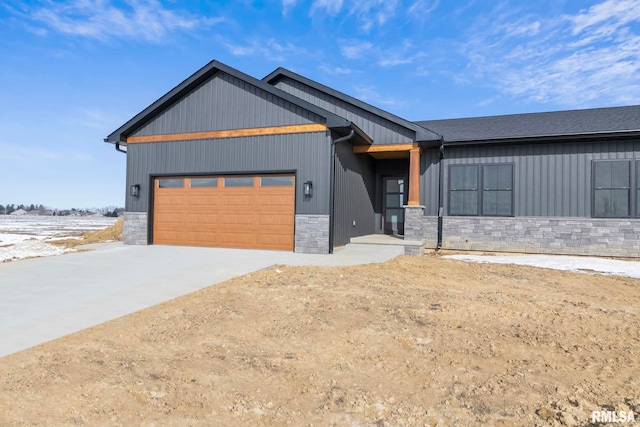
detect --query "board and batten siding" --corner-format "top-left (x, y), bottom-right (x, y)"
top-left (272, 77), bottom-right (415, 145)
top-left (125, 132), bottom-right (332, 216)
top-left (421, 139), bottom-right (640, 218)
top-left (130, 71), bottom-right (325, 137)
top-left (333, 141), bottom-right (376, 247)
top-left (419, 149), bottom-right (441, 216)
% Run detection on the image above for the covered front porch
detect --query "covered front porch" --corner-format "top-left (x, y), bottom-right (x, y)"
top-left (353, 142), bottom-right (428, 254)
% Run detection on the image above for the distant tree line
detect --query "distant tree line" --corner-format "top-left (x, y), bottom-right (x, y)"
top-left (1, 204), bottom-right (123, 217)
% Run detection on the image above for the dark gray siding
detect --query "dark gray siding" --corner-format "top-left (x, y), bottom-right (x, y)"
top-left (437, 139), bottom-right (640, 217)
top-left (131, 71), bottom-right (325, 136)
top-left (333, 142), bottom-right (376, 246)
top-left (125, 132), bottom-right (331, 215)
top-left (273, 77), bottom-right (414, 144)
top-left (420, 149), bottom-right (440, 216)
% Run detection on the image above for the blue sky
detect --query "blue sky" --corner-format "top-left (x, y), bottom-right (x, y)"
top-left (1, 0), bottom-right (639, 209)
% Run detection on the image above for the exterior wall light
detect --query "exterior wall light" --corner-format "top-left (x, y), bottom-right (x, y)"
top-left (303, 181), bottom-right (313, 199)
top-left (130, 184), bottom-right (140, 198)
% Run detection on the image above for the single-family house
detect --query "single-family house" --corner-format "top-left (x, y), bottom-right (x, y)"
top-left (106, 60), bottom-right (640, 257)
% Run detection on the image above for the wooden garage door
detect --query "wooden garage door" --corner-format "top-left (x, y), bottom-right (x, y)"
top-left (153, 175), bottom-right (295, 250)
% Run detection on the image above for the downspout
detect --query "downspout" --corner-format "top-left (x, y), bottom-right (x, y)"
top-left (329, 129), bottom-right (355, 253)
top-left (436, 138), bottom-right (445, 250)
top-left (115, 142), bottom-right (127, 154)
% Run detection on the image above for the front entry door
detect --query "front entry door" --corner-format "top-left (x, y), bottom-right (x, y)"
top-left (383, 177), bottom-right (406, 235)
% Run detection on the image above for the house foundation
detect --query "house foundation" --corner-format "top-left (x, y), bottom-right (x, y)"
top-left (123, 212), bottom-right (148, 245)
top-left (294, 214), bottom-right (331, 254)
top-left (420, 216), bottom-right (640, 258)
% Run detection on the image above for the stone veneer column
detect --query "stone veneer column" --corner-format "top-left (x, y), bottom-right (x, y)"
top-left (294, 214), bottom-right (330, 254)
top-left (123, 212), bottom-right (148, 245)
top-left (403, 205), bottom-right (426, 256)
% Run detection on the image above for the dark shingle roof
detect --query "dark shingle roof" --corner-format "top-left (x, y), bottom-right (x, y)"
top-left (415, 105), bottom-right (640, 143)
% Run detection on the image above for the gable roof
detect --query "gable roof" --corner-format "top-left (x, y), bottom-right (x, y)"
top-left (106, 60), bottom-right (371, 145)
top-left (263, 68), bottom-right (442, 145)
top-left (415, 105), bottom-right (640, 144)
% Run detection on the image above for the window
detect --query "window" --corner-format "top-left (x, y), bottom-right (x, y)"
top-left (157, 178), bottom-right (183, 188)
top-left (637, 160), bottom-right (640, 216)
top-left (482, 164), bottom-right (513, 216)
top-left (449, 165), bottom-right (479, 215)
top-left (261, 176), bottom-right (293, 187)
top-left (190, 178), bottom-right (218, 188)
top-left (593, 160), bottom-right (630, 217)
top-left (224, 177), bottom-right (254, 187)
top-left (449, 164), bottom-right (514, 216)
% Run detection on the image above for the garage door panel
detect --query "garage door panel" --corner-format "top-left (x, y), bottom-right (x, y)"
top-left (216, 232), bottom-right (256, 245)
top-left (153, 175), bottom-right (294, 250)
top-left (257, 214), bottom-right (294, 226)
top-left (255, 236), bottom-right (292, 250)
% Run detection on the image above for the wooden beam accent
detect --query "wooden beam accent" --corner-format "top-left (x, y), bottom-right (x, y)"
top-left (353, 143), bottom-right (416, 154)
top-left (127, 123), bottom-right (328, 144)
top-left (408, 146), bottom-right (421, 206)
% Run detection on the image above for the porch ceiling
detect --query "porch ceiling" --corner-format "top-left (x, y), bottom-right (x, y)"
top-left (352, 143), bottom-right (417, 159)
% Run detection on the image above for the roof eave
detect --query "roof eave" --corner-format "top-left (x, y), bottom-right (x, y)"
top-left (443, 130), bottom-right (640, 146)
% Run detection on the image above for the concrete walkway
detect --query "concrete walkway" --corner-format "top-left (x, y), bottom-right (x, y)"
top-left (0, 242), bottom-right (402, 358)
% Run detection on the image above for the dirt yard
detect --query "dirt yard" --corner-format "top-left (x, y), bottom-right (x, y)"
top-left (0, 255), bottom-right (638, 426)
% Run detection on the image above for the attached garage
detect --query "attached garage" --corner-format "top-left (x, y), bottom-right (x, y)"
top-left (106, 60), bottom-right (379, 254)
top-left (152, 174), bottom-right (295, 250)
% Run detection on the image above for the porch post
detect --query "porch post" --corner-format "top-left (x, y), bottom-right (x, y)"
top-left (402, 144), bottom-right (426, 255)
top-left (408, 145), bottom-right (421, 205)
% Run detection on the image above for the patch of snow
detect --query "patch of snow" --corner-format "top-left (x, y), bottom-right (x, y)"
top-left (0, 216), bottom-right (116, 262)
top-left (45, 236), bottom-right (83, 242)
top-left (0, 240), bottom-right (73, 263)
top-left (444, 254), bottom-right (640, 279)
top-left (0, 233), bottom-right (40, 245)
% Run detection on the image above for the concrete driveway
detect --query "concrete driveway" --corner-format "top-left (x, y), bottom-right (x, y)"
top-left (0, 242), bottom-right (402, 358)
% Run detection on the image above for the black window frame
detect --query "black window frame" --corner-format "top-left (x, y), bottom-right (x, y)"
top-left (637, 160), bottom-right (640, 218)
top-left (592, 159), bottom-right (632, 218)
top-left (448, 164), bottom-right (479, 216)
top-left (448, 163), bottom-right (515, 217)
top-left (481, 164), bottom-right (514, 216)
top-left (157, 178), bottom-right (184, 188)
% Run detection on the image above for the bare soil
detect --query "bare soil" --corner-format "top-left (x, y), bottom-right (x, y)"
top-left (50, 218), bottom-right (123, 248)
top-left (0, 255), bottom-right (638, 426)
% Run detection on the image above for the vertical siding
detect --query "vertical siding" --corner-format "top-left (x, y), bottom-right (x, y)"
top-left (333, 142), bottom-right (376, 246)
top-left (131, 72), bottom-right (324, 136)
top-left (273, 77), bottom-right (415, 144)
top-left (126, 132), bottom-right (332, 215)
top-left (421, 149), bottom-right (440, 216)
top-left (440, 139), bottom-right (640, 217)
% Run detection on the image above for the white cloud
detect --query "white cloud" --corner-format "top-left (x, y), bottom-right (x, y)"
top-left (461, 0), bottom-right (640, 107)
top-left (309, 0), bottom-right (400, 31)
top-left (347, 0), bottom-right (399, 32)
top-left (319, 65), bottom-right (355, 75)
top-left (282, 0), bottom-right (297, 16)
top-left (339, 40), bottom-right (373, 59)
top-left (339, 38), bottom-right (427, 67)
top-left (25, 0), bottom-right (222, 42)
top-left (353, 85), bottom-right (404, 107)
top-left (569, 0), bottom-right (640, 34)
top-left (225, 38), bottom-right (307, 62)
top-left (310, 0), bottom-right (344, 15)
top-left (378, 49), bottom-right (426, 67)
top-left (407, 0), bottom-right (439, 20)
